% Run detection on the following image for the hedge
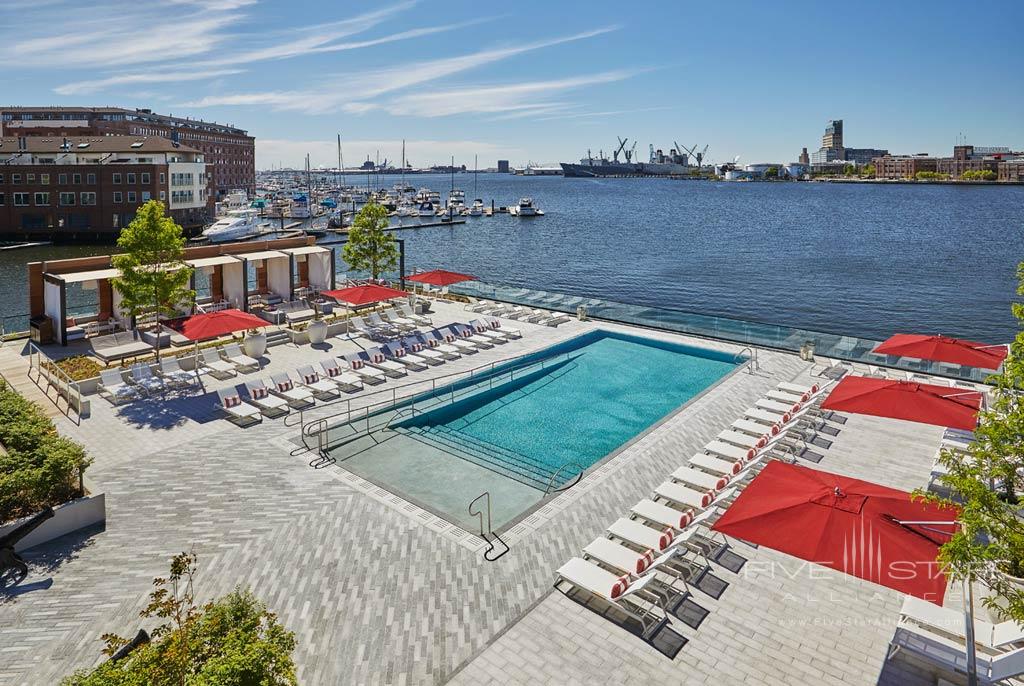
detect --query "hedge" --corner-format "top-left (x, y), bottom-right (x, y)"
top-left (0, 381), bottom-right (91, 522)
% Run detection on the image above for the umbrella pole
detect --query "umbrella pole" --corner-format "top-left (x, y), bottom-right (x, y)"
top-left (963, 577), bottom-right (979, 686)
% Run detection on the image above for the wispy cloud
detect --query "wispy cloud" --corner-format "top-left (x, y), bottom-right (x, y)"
top-left (533, 105), bottom-right (676, 121)
top-left (182, 27), bottom-right (620, 114)
top-left (54, 69), bottom-right (245, 96)
top-left (382, 70), bottom-right (639, 118)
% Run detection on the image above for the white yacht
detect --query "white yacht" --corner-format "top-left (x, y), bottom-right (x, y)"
top-left (289, 193), bottom-right (311, 219)
top-left (468, 198), bottom-right (485, 216)
top-left (448, 189), bottom-right (466, 211)
top-left (201, 210), bottom-right (268, 243)
top-left (509, 197), bottom-right (543, 217)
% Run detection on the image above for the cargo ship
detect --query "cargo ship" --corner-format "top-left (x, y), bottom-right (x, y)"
top-left (560, 138), bottom-right (694, 178)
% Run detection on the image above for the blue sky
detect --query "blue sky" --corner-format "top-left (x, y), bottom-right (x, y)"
top-left (2, 0), bottom-right (1021, 169)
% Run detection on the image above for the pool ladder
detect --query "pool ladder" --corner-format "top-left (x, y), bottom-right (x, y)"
top-left (468, 492), bottom-right (509, 562)
top-left (736, 346), bottom-right (759, 373)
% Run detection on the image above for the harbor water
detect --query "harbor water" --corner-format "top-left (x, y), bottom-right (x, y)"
top-left (1, 175), bottom-right (1022, 342)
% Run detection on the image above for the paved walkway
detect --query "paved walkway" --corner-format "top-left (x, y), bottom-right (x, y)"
top-left (0, 345), bottom-right (64, 419)
top-left (0, 303), bottom-right (981, 685)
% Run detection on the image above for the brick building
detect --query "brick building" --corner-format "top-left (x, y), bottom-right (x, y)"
top-left (872, 154), bottom-right (938, 179)
top-left (0, 136), bottom-right (210, 240)
top-left (998, 159), bottom-right (1024, 182)
top-left (0, 106), bottom-right (254, 198)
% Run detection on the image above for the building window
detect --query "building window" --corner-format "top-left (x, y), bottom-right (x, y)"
top-left (80, 192), bottom-right (97, 206)
top-left (12, 174), bottom-right (21, 184)
top-left (127, 191), bottom-right (136, 203)
top-left (58, 173), bottom-right (67, 185)
top-left (14, 192), bottom-right (28, 206)
top-left (0, 192), bottom-right (4, 206)
top-left (141, 172), bottom-right (150, 185)
top-left (73, 173), bottom-right (81, 184)
top-left (127, 173), bottom-right (136, 184)
top-left (159, 172), bottom-right (165, 184)
top-left (142, 191), bottom-right (151, 201)
top-left (34, 192), bottom-right (49, 206)
top-left (113, 191), bottom-right (122, 203)
top-left (87, 173), bottom-right (96, 185)
top-left (27, 173), bottom-right (35, 183)
top-left (159, 190), bottom-right (166, 201)
top-left (112, 173), bottom-right (122, 184)
top-left (40, 174), bottom-right (49, 185)
top-left (59, 192), bottom-right (75, 206)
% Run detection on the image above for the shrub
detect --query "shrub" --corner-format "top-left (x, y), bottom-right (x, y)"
top-left (50, 356), bottom-right (105, 382)
top-left (62, 553), bottom-right (297, 686)
top-left (0, 381), bottom-right (91, 521)
top-left (962, 169), bottom-right (997, 181)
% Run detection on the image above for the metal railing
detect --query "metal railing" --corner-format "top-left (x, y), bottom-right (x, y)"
top-left (27, 341), bottom-right (84, 421)
top-left (297, 345), bottom-right (581, 456)
top-left (544, 461), bottom-right (586, 496)
top-left (468, 491), bottom-right (509, 562)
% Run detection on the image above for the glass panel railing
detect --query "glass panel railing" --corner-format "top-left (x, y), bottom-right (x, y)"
top-left (452, 281), bottom-right (997, 385)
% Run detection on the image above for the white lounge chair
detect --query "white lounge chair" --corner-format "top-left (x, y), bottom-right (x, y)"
top-left (582, 538), bottom-right (692, 599)
top-left (607, 518), bottom-right (683, 553)
top-left (716, 429), bottom-right (764, 451)
top-left (358, 349), bottom-right (408, 377)
top-left (447, 324), bottom-right (493, 349)
top-left (398, 304), bottom-right (431, 327)
top-left (653, 481), bottom-right (714, 511)
top-left (891, 620), bottom-right (1024, 684)
top-left (319, 359), bottom-right (364, 392)
top-left (417, 332), bottom-right (462, 359)
top-left (705, 440), bottom-right (757, 463)
top-left (296, 365), bottom-right (340, 398)
top-left (777, 381), bottom-right (822, 397)
top-left (671, 465), bottom-right (729, 493)
top-left (158, 357), bottom-right (196, 388)
top-left (199, 349), bottom-right (237, 378)
top-left (553, 557), bottom-right (665, 637)
top-left (527, 309), bottom-right (570, 326)
top-left (222, 343), bottom-right (259, 371)
top-left (483, 315), bottom-right (522, 339)
top-left (366, 312), bottom-right (402, 336)
top-left (468, 319), bottom-right (509, 344)
top-left (340, 355), bottom-right (388, 384)
top-left (429, 329), bottom-right (477, 354)
top-left (400, 337), bottom-right (444, 365)
top-left (464, 297), bottom-right (497, 313)
top-left (215, 387), bottom-right (262, 426)
top-left (98, 368), bottom-right (139, 404)
top-left (630, 498), bottom-right (695, 530)
top-left (690, 452), bottom-right (744, 477)
top-left (899, 595), bottom-right (1024, 650)
top-left (243, 379), bottom-right (290, 416)
top-left (269, 373), bottom-right (315, 407)
top-left (130, 363), bottom-right (165, 394)
top-left (381, 342), bottom-right (429, 370)
top-left (381, 309), bottom-right (418, 332)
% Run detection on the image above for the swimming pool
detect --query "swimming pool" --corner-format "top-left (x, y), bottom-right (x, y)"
top-left (326, 330), bottom-right (740, 530)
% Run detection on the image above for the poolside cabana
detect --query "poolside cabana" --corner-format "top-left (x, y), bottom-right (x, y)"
top-left (185, 255), bottom-right (243, 311)
top-left (234, 249), bottom-right (290, 309)
top-left (281, 245), bottom-right (335, 299)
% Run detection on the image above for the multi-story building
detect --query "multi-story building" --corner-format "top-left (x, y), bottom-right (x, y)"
top-left (809, 120), bottom-right (888, 167)
top-left (798, 148), bottom-right (809, 166)
top-left (872, 154), bottom-right (939, 179)
top-left (844, 148), bottom-right (889, 166)
top-left (0, 136), bottom-right (211, 240)
top-left (997, 159), bottom-right (1024, 182)
top-left (0, 106), bottom-right (254, 198)
top-left (934, 145), bottom-right (999, 177)
top-left (497, 160), bottom-right (510, 174)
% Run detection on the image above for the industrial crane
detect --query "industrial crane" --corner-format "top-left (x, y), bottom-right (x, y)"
top-left (612, 137), bottom-right (629, 163)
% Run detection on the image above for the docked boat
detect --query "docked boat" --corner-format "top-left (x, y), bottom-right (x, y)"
top-left (289, 193), bottom-right (311, 219)
top-left (448, 189), bottom-right (466, 211)
top-left (201, 210), bottom-right (269, 242)
top-left (468, 199), bottom-right (484, 216)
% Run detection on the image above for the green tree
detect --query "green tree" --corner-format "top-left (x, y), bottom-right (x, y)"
top-left (918, 262), bottom-right (1024, 622)
top-left (861, 163), bottom-right (876, 178)
top-left (843, 164), bottom-right (856, 176)
top-left (764, 167), bottom-right (779, 179)
top-left (111, 201), bottom-right (194, 361)
top-left (62, 552), bottom-right (297, 686)
top-left (342, 202), bottom-right (399, 280)
top-left (963, 169), bottom-right (997, 181)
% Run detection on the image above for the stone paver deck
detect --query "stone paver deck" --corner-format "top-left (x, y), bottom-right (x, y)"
top-left (0, 300), bottom-right (985, 685)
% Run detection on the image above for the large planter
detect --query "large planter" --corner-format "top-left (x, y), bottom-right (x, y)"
top-left (0, 492), bottom-right (106, 552)
top-left (307, 319), bottom-right (329, 345)
top-left (243, 332), bottom-right (267, 358)
top-left (998, 565), bottom-right (1024, 592)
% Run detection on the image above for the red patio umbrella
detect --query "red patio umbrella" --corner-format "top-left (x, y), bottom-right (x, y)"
top-left (820, 375), bottom-right (982, 431)
top-left (873, 333), bottom-right (1008, 370)
top-left (407, 269), bottom-right (476, 287)
top-left (320, 284), bottom-right (408, 306)
top-left (712, 461), bottom-right (959, 603)
top-left (167, 308), bottom-right (268, 341)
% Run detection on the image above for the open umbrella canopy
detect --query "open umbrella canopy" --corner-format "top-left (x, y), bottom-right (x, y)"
top-left (712, 461), bottom-right (959, 603)
top-left (321, 284), bottom-right (408, 306)
top-left (820, 375), bottom-right (982, 431)
top-left (407, 269), bottom-right (476, 287)
top-left (167, 308), bottom-right (267, 341)
top-left (873, 333), bottom-right (1008, 370)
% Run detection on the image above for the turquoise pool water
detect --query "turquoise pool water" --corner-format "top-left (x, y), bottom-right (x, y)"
top-left (328, 330), bottom-right (739, 529)
top-left (394, 330), bottom-right (737, 479)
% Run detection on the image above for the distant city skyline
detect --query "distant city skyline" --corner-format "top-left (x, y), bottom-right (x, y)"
top-left (2, 0), bottom-right (1021, 169)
